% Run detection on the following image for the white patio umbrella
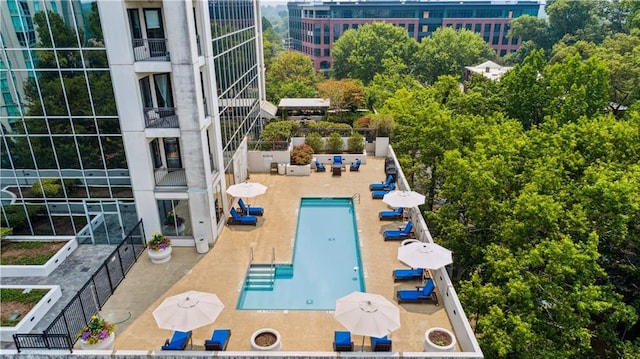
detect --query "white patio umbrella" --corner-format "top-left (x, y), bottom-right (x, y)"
top-left (153, 290), bottom-right (224, 332)
top-left (334, 291), bottom-right (401, 351)
top-left (397, 242), bottom-right (453, 270)
top-left (225, 181), bottom-right (267, 199)
top-left (382, 190), bottom-right (426, 209)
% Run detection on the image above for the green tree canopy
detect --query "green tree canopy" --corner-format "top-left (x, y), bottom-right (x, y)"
top-left (265, 52), bottom-right (320, 103)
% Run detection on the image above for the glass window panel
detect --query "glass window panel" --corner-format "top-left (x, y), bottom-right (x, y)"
top-left (5, 136), bottom-right (34, 169)
top-left (53, 137), bottom-right (80, 169)
top-left (96, 118), bottom-right (120, 134)
top-left (37, 71), bottom-right (68, 116)
top-left (77, 136), bottom-right (104, 168)
top-left (49, 13), bottom-right (80, 48)
top-left (73, 118), bottom-right (97, 134)
top-left (89, 71), bottom-right (116, 116)
top-left (56, 50), bottom-right (82, 69)
top-left (158, 199), bottom-right (192, 237)
top-left (145, 10), bottom-right (160, 29)
top-left (102, 136), bottom-right (127, 169)
top-left (63, 75), bottom-right (91, 116)
top-left (85, 50), bottom-right (108, 67)
top-left (24, 118), bottom-right (49, 134)
top-left (48, 118), bottom-right (73, 134)
top-left (31, 136), bottom-right (57, 168)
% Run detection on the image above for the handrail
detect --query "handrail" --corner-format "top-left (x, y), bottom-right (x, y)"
top-left (352, 193), bottom-right (360, 204)
top-left (271, 248), bottom-right (276, 286)
top-left (250, 248), bottom-right (254, 263)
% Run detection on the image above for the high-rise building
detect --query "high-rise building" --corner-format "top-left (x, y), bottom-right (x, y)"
top-left (0, 0), bottom-right (266, 246)
top-left (288, 0), bottom-right (542, 73)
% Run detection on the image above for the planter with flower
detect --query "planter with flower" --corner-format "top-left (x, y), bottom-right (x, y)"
top-left (163, 210), bottom-right (185, 235)
top-left (77, 315), bottom-right (115, 350)
top-left (287, 144), bottom-right (313, 176)
top-left (147, 231), bottom-right (172, 264)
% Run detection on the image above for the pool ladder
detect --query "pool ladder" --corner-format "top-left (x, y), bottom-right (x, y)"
top-left (244, 248), bottom-right (276, 291)
top-left (352, 193), bottom-right (360, 204)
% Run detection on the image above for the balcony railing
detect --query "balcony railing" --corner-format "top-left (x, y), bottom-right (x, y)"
top-left (132, 38), bottom-right (169, 62)
top-left (154, 168), bottom-right (186, 187)
top-left (144, 107), bottom-right (178, 128)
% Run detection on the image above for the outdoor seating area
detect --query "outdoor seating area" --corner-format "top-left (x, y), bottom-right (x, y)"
top-left (333, 331), bottom-right (354, 351)
top-left (396, 278), bottom-right (439, 305)
top-left (204, 329), bottom-right (231, 351)
top-left (372, 182), bottom-right (396, 199)
top-left (161, 330), bottom-right (192, 350)
top-left (350, 159), bottom-right (361, 171)
top-left (237, 199), bottom-right (263, 216)
top-left (227, 208), bottom-right (257, 225)
top-left (393, 268), bottom-right (425, 282)
top-left (315, 160), bottom-right (326, 172)
top-left (384, 220), bottom-right (414, 240)
top-left (371, 336), bottom-right (393, 351)
top-left (369, 175), bottom-right (394, 191)
top-left (379, 207), bottom-right (403, 220)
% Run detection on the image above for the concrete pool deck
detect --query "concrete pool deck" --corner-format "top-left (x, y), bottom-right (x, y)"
top-left (100, 156), bottom-right (455, 352)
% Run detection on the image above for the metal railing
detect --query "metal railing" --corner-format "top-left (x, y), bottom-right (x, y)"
top-left (144, 107), bottom-right (179, 128)
top-left (271, 248), bottom-right (276, 286)
top-left (13, 220), bottom-right (146, 352)
top-left (352, 193), bottom-right (360, 204)
top-left (154, 168), bottom-right (187, 187)
top-left (132, 38), bottom-right (169, 61)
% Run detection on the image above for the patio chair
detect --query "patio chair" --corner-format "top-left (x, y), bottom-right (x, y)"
top-left (383, 220), bottom-right (414, 241)
top-left (332, 155), bottom-right (343, 167)
top-left (333, 331), bottom-right (354, 352)
top-left (349, 159), bottom-right (361, 172)
top-left (372, 183), bottom-right (396, 199)
top-left (315, 160), bottom-right (326, 172)
top-left (204, 329), bottom-right (231, 351)
top-left (227, 207), bottom-right (257, 226)
top-left (370, 336), bottom-right (392, 351)
top-left (393, 268), bottom-right (425, 282)
top-left (379, 207), bottom-right (403, 220)
top-left (396, 278), bottom-right (439, 305)
top-left (369, 175), bottom-right (394, 191)
top-left (237, 198), bottom-right (264, 216)
top-left (161, 330), bottom-right (192, 350)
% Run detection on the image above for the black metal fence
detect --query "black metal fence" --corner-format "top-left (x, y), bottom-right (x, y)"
top-left (13, 220), bottom-right (146, 353)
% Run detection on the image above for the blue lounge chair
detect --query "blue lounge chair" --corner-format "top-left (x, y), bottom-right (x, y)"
top-left (393, 268), bottom-right (425, 282)
top-left (370, 175), bottom-right (393, 191)
top-left (333, 331), bottom-right (354, 352)
top-left (315, 160), bottom-right (326, 172)
top-left (161, 330), bottom-right (192, 350)
top-left (349, 159), bottom-right (361, 171)
top-left (237, 198), bottom-right (264, 216)
top-left (372, 183), bottom-right (396, 199)
top-left (379, 207), bottom-right (403, 220)
top-left (333, 155), bottom-right (343, 167)
top-left (396, 278), bottom-right (439, 305)
top-left (228, 207), bottom-right (257, 226)
top-left (205, 329), bottom-right (231, 351)
top-left (383, 220), bottom-right (414, 240)
top-left (371, 336), bottom-right (392, 351)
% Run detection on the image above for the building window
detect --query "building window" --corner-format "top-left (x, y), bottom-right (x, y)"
top-left (158, 199), bottom-right (191, 236)
top-left (423, 11), bottom-right (429, 19)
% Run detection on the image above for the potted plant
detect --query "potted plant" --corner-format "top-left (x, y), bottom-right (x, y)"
top-left (77, 314), bottom-right (116, 350)
top-left (146, 231), bottom-right (172, 264)
top-left (288, 144), bottom-right (313, 176)
top-left (424, 327), bottom-right (456, 352)
top-left (250, 328), bottom-right (281, 351)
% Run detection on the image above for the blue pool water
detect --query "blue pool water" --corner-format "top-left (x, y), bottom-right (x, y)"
top-left (237, 197), bottom-right (365, 310)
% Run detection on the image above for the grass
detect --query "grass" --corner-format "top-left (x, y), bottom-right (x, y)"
top-left (0, 288), bottom-right (49, 326)
top-left (0, 240), bottom-right (65, 265)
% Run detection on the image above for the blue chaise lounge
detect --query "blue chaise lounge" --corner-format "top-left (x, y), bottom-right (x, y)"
top-left (204, 329), bottom-right (231, 351)
top-left (237, 198), bottom-right (264, 216)
top-left (383, 220), bottom-right (414, 240)
top-left (372, 183), bottom-right (396, 199)
top-left (369, 175), bottom-right (393, 191)
top-left (393, 268), bottom-right (425, 282)
top-left (228, 207), bottom-right (257, 226)
top-left (315, 160), bottom-right (326, 172)
top-left (371, 336), bottom-right (393, 351)
top-left (396, 278), bottom-right (439, 305)
top-left (333, 331), bottom-right (354, 351)
top-left (161, 330), bottom-right (192, 350)
top-left (379, 207), bottom-right (403, 220)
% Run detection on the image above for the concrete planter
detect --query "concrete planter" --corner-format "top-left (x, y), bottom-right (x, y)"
top-left (0, 285), bottom-right (61, 341)
top-left (424, 327), bottom-right (456, 352)
top-left (286, 164), bottom-right (311, 176)
top-left (0, 238), bottom-right (77, 277)
top-left (147, 246), bottom-right (172, 264)
top-left (79, 332), bottom-right (115, 351)
top-left (250, 328), bottom-right (281, 351)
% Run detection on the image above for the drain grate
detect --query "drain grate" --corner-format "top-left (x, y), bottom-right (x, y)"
top-left (80, 267), bottom-right (91, 272)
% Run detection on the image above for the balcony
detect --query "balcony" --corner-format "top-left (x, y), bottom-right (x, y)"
top-left (154, 168), bottom-right (186, 187)
top-left (144, 107), bottom-right (178, 128)
top-left (132, 38), bottom-right (169, 62)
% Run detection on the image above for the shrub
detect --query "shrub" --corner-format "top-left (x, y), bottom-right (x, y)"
top-left (347, 132), bottom-right (365, 154)
top-left (353, 116), bottom-right (372, 128)
top-left (31, 178), bottom-right (63, 198)
top-left (326, 132), bottom-right (344, 153)
top-left (370, 114), bottom-right (394, 137)
top-left (290, 144), bottom-right (314, 165)
top-left (305, 132), bottom-right (324, 153)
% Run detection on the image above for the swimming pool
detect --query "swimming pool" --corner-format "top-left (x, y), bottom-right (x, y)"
top-left (237, 197), bottom-right (365, 310)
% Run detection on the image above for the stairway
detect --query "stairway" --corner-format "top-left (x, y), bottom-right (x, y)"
top-left (244, 264), bottom-right (275, 290)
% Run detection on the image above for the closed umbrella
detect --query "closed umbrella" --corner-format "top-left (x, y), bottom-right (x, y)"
top-left (397, 242), bottom-right (452, 270)
top-left (334, 291), bottom-right (400, 351)
top-left (153, 290), bottom-right (224, 332)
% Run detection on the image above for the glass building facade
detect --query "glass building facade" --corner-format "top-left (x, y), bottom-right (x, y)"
top-left (1, 0), bottom-right (265, 245)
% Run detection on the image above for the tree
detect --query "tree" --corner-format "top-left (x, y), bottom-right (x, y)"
top-left (508, 15), bottom-right (556, 54)
top-left (316, 79), bottom-right (365, 115)
top-left (331, 22), bottom-right (418, 84)
top-left (415, 28), bottom-right (495, 84)
top-left (547, 0), bottom-right (599, 40)
top-left (265, 52), bottom-right (320, 103)
top-left (365, 58), bottom-right (422, 110)
top-left (262, 17), bottom-right (284, 69)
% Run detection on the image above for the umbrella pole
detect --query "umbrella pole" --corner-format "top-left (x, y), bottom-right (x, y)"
top-left (361, 335), bottom-right (365, 352)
